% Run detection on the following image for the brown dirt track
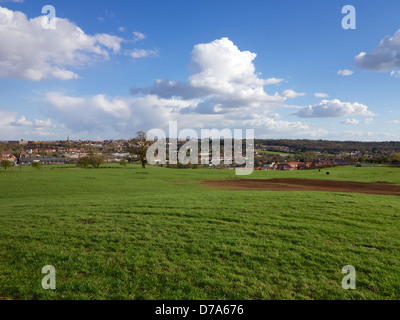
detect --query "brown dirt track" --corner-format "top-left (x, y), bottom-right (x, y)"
top-left (203, 178), bottom-right (400, 196)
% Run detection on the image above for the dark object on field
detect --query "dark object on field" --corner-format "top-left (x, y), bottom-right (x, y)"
top-left (326, 172), bottom-right (330, 175)
top-left (203, 178), bottom-right (400, 196)
top-left (318, 169), bottom-right (321, 172)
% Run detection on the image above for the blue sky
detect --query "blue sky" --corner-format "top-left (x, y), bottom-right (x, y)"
top-left (0, 0), bottom-right (400, 141)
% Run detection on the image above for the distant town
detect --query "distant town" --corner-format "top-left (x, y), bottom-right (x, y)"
top-left (1, 138), bottom-right (400, 170)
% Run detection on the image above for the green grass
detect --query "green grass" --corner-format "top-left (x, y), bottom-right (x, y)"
top-left (0, 164), bottom-right (399, 300)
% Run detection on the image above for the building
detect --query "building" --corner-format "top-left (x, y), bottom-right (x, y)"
top-left (17, 157), bottom-right (69, 165)
top-left (0, 153), bottom-right (17, 163)
top-left (276, 162), bottom-right (313, 170)
top-left (8, 139), bottom-right (28, 146)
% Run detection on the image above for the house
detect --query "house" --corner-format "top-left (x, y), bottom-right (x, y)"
top-left (262, 162), bottom-right (276, 170)
top-left (311, 160), bottom-right (335, 167)
top-left (277, 163), bottom-right (294, 171)
top-left (17, 157), bottom-right (68, 165)
top-left (0, 153), bottom-right (17, 163)
top-left (8, 140), bottom-right (28, 146)
top-left (276, 162), bottom-right (313, 170)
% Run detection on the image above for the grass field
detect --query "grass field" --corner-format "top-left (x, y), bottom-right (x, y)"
top-left (1, 164), bottom-right (400, 300)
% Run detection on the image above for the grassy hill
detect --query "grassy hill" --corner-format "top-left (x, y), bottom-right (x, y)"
top-left (0, 165), bottom-right (399, 299)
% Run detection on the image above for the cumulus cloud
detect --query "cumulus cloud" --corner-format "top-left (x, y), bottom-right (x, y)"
top-left (387, 120), bottom-right (400, 124)
top-left (188, 38), bottom-right (280, 93)
top-left (0, 37), bottom-right (323, 139)
top-left (132, 37), bottom-right (301, 115)
top-left (0, 5), bottom-right (123, 80)
top-left (337, 69), bottom-right (354, 76)
top-left (10, 116), bottom-right (55, 128)
top-left (35, 38), bottom-right (328, 139)
top-left (0, 108), bottom-right (63, 139)
top-left (43, 92), bottom-right (196, 134)
top-left (41, 90), bottom-right (326, 140)
top-left (281, 90), bottom-right (306, 99)
top-left (295, 99), bottom-right (376, 118)
top-left (355, 29), bottom-right (400, 72)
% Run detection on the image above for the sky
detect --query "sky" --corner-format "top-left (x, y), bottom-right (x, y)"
top-left (0, 0), bottom-right (400, 141)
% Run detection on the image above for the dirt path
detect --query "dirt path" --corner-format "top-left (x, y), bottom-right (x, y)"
top-left (202, 178), bottom-right (400, 196)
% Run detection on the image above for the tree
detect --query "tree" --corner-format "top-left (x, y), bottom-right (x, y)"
top-left (32, 161), bottom-right (42, 170)
top-left (119, 159), bottom-right (128, 167)
top-left (297, 151), bottom-right (318, 162)
top-left (0, 142), bottom-right (7, 154)
top-left (77, 157), bottom-right (90, 169)
top-left (390, 153), bottom-right (400, 166)
top-left (1, 160), bottom-right (13, 171)
top-left (88, 154), bottom-right (106, 169)
top-left (129, 131), bottom-right (151, 169)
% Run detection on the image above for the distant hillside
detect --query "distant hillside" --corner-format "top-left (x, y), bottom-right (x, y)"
top-left (255, 139), bottom-right (400, 154)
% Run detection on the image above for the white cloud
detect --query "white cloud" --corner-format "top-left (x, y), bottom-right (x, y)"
top-left (341, 119), bottom-right (359, 125)
top-left (10, 115), bottom-right (58, 129)
top-left (43, 92), bottom-right (193, 134)
top-left (390, 70), bottom-right (400, 78)
top-left (314, 92), bottom-right (329, 98)
top-left (268, 113), bottom-right (281, 119)
top-left (12, 116), bottom-right (32, 126)
top-left (41, 90), bottom-right (327, 140)
top-left (187, 38), bottom-right (284, 96)
top-left (337, 69), bottom-right (354, 76)
top-left (0, 5), bottom-right (123, 81)
top-left (264, 78), bottom-right (284, 85)
top-left (295, 99), bottom-right (377, 118)
top-left (387, 120), bottom-right (400, 124)
top-left (281, 90), bottom-right (306, 99)
top-left (243, 116), bottom-right (327, 137)
top-left (133, 31), bottom-right (146, 42)
top-left (129, 49), bottom-right (158, 59)
top-left (341, 118), bottom-right (373, 125)
top-left (355, 30), bottom-right (400, 72)
top-left (0, 109), bottom-right (16, 126)
top-left (95, 34), bottom-right (122, 53)
top-left (363, 118), bottom-right (374, 125)
top-left (132, 37), bottom-right (302, 115)
top-left (0, 106), bottom-right (69, 139)
top-left (3, 37), bottom-right (371, 141)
